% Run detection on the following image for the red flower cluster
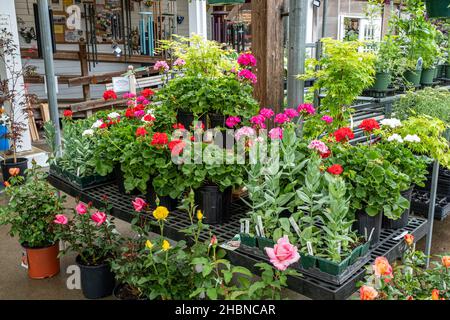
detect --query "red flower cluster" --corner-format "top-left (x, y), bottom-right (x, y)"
top-left (151, 132), bottom-right (168, 146)
top-left (142, 114), bottom-right (155, 122)
top-left (135, 127), bottom-right (148, 137)
top-left (327, 164), bottom-right (343, 175)
top-left (173, 123), bottom-right (185, 130)
top-left (63, 110), bottom-right (73, 118)
top-left (168, 139), bottom-right (186, 156)
top-left (103, 90), bottom-right (118, 101)
top-left (141, 88), bottom-right (155, 98)
top-left (320, 150), bottom-right (331, 159)
top-left (359, 118), bottom-right (380, 133)
top-left (333, 127), bottom-right (355, 143)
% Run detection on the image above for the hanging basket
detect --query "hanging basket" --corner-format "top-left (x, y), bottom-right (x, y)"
top-left (425, 0), bottom-right (450, 18)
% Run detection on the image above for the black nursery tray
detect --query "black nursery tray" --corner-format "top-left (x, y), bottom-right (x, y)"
top-left (411, 189), bottom-right (450, 221)
top-left (47, 175), bottom-right (429, 300)
top-left (49, 164), bottom-right (115, 191)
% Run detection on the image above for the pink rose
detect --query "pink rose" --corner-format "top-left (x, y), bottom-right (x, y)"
top-left (265, 235), bottom-right (300, 271)
top-left (54, 214), bottom-right (68, 225)
top-left (75, 203), bottom-right (88, 215)
top-left (132, 197), bottom-right (147, 212)
top-left (91, 211), bottom-right (107, 226)
top-left (259, 108), bottom-right (274, 119)
top-left (284, 108), bottom-right (299, 119)
top-left (274, 113), bottom-right (290, 124)
top-left (269, 127), bottom-right (283, 140)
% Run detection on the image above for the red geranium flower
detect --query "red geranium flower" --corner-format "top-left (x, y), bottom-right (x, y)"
top-left (320, 150), bottom-right (331, 159)
top-left (359, 118), bottom-right (380, 133)
top-left (142, 114), bottom-right (155, 122)
top-left (151, 132), bottom-right (168, 146)
top-left (136, 127), bottom-right (148, 137)
top-left (333, 127), bottom-right (355, 143)
top-left (63, 109), bottom-right (73, 118)
top-left (173, 123), bottom-right (185, 130)
top-left (141, 88), bottom-right (155, 98)
top-left (103, 90), bottom-right (118, 101)
top-left (99, 123), bottom-right (108, 129)
top-left (125, 108), bottom-right (135, 118)
top-left (327, 164), bottom-right (343, 175)
top-left (168, 139), bottom-right (186, 156)
top-left (134, 104), bottom-right (145, 111)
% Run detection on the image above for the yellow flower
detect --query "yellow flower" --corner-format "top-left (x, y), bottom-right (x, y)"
top-left (145, 240), bottom-right (153, 250)
top-left (196, 210), bottom-right (203, 221)
top-left (153, 206), bottom-right (169, 221)
top-left (162, 240), bottom-right (171, 251)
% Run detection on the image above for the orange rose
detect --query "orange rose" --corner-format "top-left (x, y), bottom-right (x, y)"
top-left (3, 181), bottom-right (11, 187)
top-left (8, 167), bottom-right (20, 177)
top-left (404, 234), bottom-right (414, 246)
top-left (360, 285), bottom-right (378, 300)
top-left (442, 256), bottom-right (450, 268)
top-left (432, 289), bottom-right (440, 300)
top-left (373, 257), bottom-right (393, 280)
top-left (406, 296), bottom-right (414, 300)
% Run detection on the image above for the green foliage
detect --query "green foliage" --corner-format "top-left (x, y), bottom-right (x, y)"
top-left (371, 35), bottom-right (406, 75)
top-left (0, 163), bottom-right (64, 248)
top-left (299, 38), bottom-right (375, 127)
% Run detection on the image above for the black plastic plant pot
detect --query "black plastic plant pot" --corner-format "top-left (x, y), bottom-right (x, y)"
top-left (446, 65), bottom-right (450, 79)
top-left (316, 256), bottom-right (350, 276)
top-left (146, 181), bottom-right (178, 211)
top-left (240, 233), bottom-right (257, 247)
top-left (177, 111), bottom-right (206, 130)
top-left (354, 210), bottom-right (382, 247)
top-left (382, 187), bottom-right (413, 230)
top-left (420, 67), bottom-right (436, 85)
top-left (1, 157), bottom-right (28, 182)
top-left (256, 236), bottom-right (275, 253)
top-left (50, 163), bottom-right (114, 190)
top-left (371, 72), bottom-right (391, 91)
top-left (114, 164), bottom-right (140, 195)
top-left (195, 185), bottom-right (232, 224)
top-left (76, 255), bottom-right (115, 299)
top-left (425, 0), bottom-right (450, 18)
top-left (403, 69), bottom-right (422, 86)
top-left (300, 253), bottom-right (316, 269)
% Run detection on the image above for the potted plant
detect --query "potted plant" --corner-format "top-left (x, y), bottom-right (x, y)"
top-left (54, 201), bottom-right (119, 299)
top-left (425, 0), bottom-right (450, 18)
top-left (0, 30), bottom-right (37, 181)
top-left (0, 162), bottom-right (64, 279)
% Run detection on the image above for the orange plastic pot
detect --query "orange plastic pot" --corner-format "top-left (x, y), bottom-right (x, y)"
top-left (24, 243), bottom-right (60, 279)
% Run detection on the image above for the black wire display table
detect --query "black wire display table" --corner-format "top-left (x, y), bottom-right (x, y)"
top-left (49, 174), bottom-right (428, 300)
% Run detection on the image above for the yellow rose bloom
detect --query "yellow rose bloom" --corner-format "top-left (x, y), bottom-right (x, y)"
top-left (162, 239), bottom-right (171, 251)
top-left (145, 240), bottom-right (154, 250)
top-left (196, 210), bottom-right (203, 221)
top-left (153, 206), bottom-right (169, 221)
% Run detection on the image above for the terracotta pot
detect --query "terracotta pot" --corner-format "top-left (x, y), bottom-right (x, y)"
top-left (24, 243), bottom-right (60, 279)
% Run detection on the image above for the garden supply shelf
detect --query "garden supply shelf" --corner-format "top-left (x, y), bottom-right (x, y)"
top-left (48, 175), bottom-right (429, 300)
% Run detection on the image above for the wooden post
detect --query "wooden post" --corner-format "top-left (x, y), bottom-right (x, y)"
top-left (79, 40), bottom-right (90, 100)
top-left (251, 0), bottom-right (286, 115)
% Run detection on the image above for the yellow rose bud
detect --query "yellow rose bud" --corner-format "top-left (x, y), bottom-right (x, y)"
top-left (196, 210), bottom-right (203, 221)
top-left (145, 240), bottom-right (153, 250)
top-left (162, 239), bottom-right (171, 251)
top-left (153, 206), bottom-right (169, 221)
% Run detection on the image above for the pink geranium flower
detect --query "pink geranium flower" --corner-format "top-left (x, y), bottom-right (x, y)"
top-left (307, 140), bottom-right (329, 154)
top-left (250, 114), bottom-right (266, 128)
top-left (132, 197), bottom-right (147, 212)
top-left (91, 211), bottom-right (107, 226)
top-left (238, 69), bottom-right (257, 84)
top-left (259, 108), bottom-right (274, 119)
top-left (269, 127), bottom-right (283, 140)
top-left (284, 108), bottom-right (299, 119)
top-left (274, 113), bottom-right (290, 124)
top-left (265, 236), bottom-right (300, 271)
top-left (54, 214), bottom-right (68, 225)
top-left (75, 203), bottom-right (88, 215)
top-left (154, 60), bottom-right (170, 72)
top-left (237, 53), bottom-right (257, 67)
top-left (225, 116), bottom-right (241, 128)
top-left (235, 126), bottom-right (255, 141)
top-left (297, 103), bottom-right (316, 115)
top-left (321, 115), bottom-right (333, 124)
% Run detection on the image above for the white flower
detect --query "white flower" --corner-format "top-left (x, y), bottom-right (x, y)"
top-left (146, 109), bottom-right (155, 116)
top-left (91, 120), bottom-right (103, 129)
top-left (82, 129), bottom-right (94, 137)
top-left (404, 134), bottom-right (421, 143)
top-left (387, 134), bottom-right (403, 143)
top-left (107, 112), bottom-right (120, 119)
top-left (380, 118), bottom-right (402, 129)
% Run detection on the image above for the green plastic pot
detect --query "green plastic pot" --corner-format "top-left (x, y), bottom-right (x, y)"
top-left (435, 65), bottom-right (443, 79)
top-left (240, 234), bottom-right (257, 247)
top-left (425, 0), bottom-right (450, 18)
top-left (404, 69), bottom-right (422, 86)
top-left (300, 253), bottom-right (316, 269)
top-left (316, 255), bottom-right (351, 276)
top-left (256, 236), bottom-right (275, 253)
top-left (348, 246), bottom-right (363, 265)
top-left (420, 67), bottom-right (436, 85)
top-left (446, 65), bottom-right (450, 79)
top-left (360, 242), bottom-right (371, 257)
top-left (371, 72), bottom-right (391, 91)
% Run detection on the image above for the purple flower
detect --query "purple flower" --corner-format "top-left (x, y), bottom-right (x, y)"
top-left (321, 115), bottom-right (333, 124)
top-left (269, 127), bottom-right (283, 140)
top-left (225, 116), bottom-right (241, 128)
top-left (237, 53), bottom-right (257, 67)
top-left (284, 108), bottom-right (299, 119)
top-left (297, 103), bottom-right (316, 115)
top-left (274, 113), bottom-right (290, 124)
top-left (238, 69), bottom-right (257, 84)
top-left (259, 108), bottom-right (274, 119)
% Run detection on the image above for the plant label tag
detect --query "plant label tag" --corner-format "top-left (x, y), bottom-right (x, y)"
top-left (364, 227), bottom-right (368, 241)
top-left (289, 217), bottom-right (301, 237)
top-left (76, 167), bottom-right (80, 177)
top-left (240, 220), bottom-right (245, 233)
top-left (416, 57), bottom-right (423, 70)
top-left (256, 216), bottom-right (265, 238)
top-left (106, 219), bottom-right (120, 235)
top-left (245, 219), bottom-right (250, 234)
top-left (21, 249), bottom-right (28, 269)
top-left (255, 225), bottom-right (261, 237)
top-left (368, 227), bottom-right (375, 242)
top-left (393, 231), bottom-right (409, 241)
top-left (306, 241), bottom-right (313, 255)
top-left (337, 241), bottom-right (341, 255)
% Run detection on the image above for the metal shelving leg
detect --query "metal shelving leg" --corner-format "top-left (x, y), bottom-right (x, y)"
top-left (425, 160), bottom-right (439, 268)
